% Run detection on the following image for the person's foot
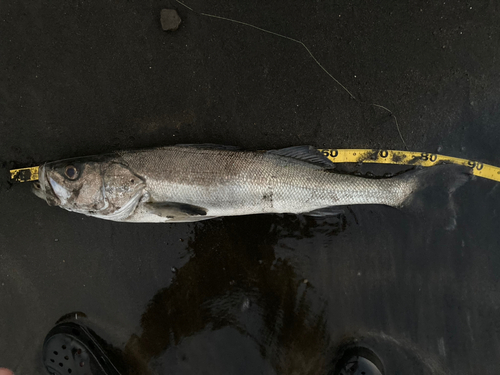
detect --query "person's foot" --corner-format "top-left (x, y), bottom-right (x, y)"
top-left (0, 368), bottom-right (14, 375)
top-left (332, 346), bottom-right (384, 375)
top-left (43, 322), bottom-right (125, 375)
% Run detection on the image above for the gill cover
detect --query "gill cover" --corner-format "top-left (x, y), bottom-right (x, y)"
top-left (40, 158), bottom-right (145, 219)
top-left (98, 162), bottom-right (146, 217)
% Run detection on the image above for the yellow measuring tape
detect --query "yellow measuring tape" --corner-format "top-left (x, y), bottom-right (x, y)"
top-left (9, 149), bottom-right (500, 183)
top-left (318, 149), bottom-right (500, 182)
top-left (10, 166), bottom-right (39, 183)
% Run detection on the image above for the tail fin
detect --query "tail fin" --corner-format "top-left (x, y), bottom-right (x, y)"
top-left (399, 164), bottom-right (472, 229)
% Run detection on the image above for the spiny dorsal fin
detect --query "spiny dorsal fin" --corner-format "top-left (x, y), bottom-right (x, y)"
top-left (267, 146), bottom-right (335, 168)
top-left (175, 144), bottom-right (241, 151)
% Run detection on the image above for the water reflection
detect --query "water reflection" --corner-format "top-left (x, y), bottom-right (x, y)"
top-left (45, 191), bottom-right (476, 375)
top-left (123, 214), bottom-right (347, 374)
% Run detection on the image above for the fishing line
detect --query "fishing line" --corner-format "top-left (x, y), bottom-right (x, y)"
top-left (175, 0), bottom-right (409, 150)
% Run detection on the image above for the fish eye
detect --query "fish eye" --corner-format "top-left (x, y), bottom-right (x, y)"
top-left (64, 165), bottom-right (78, 180)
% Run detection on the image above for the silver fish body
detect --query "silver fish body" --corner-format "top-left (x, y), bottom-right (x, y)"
top-left (33, 145), bottom-right (426, 223)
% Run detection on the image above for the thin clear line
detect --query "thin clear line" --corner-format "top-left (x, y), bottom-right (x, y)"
top-left (175, 0), bottom-right (408, 150)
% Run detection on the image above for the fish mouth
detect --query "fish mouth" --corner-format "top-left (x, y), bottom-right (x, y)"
top-left (32, 165), bottom-right (61, 206)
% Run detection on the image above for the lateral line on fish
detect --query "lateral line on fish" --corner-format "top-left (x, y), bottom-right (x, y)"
top-left (175, 0), bottom-right (409, 150)
top-left (10, 149), bottom-right (500, 183)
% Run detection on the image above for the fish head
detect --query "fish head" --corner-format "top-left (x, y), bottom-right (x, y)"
top-left (33, 156), bottom-right (146, 220)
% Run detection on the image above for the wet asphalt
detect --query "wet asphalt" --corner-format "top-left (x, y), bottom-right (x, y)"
top-left (1, 0), bottom-right (500, 374)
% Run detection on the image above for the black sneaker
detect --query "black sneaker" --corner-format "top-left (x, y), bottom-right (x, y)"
top-left (332, 346), bottom-right (384, 375)
top-left (43, 322), bottom-right (124, 375)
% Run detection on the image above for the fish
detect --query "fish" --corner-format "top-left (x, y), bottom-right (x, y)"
top-left (32, 144), bottom-right (467, 223)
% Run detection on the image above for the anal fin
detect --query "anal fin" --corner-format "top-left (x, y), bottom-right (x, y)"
top-left (302, 206), bottom-right (345, 217)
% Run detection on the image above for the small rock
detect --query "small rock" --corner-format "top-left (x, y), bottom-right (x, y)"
top-left (161, 9), bottom-right (181, 31)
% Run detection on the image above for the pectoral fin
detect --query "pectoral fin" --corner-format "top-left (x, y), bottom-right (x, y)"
top-left (144, 202), bottom-right (210, 221)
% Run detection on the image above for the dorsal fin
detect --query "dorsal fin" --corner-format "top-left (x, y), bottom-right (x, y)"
top-left (267, 146), bottom-right (335, 168)
top-left (175, 144), bottom-right (241, 151)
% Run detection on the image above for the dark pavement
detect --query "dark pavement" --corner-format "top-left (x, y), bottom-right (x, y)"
top-left (1, 0), bottom-right (500, 374)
